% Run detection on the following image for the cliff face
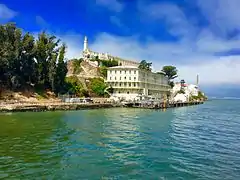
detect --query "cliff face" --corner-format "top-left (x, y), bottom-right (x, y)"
top-left (66, 60), bottom-right (105, 96)
top-left (67, 60), bottom-right (102, 78)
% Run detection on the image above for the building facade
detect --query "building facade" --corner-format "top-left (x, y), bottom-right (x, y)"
top-left (106, 66), bottom-right (170, 101)
top-left (82, 36), bottom-right (139, 67)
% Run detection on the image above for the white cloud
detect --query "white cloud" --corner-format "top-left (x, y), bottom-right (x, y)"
top-left (137, 1), bottom-right (196, 39)
top-left (0, 4), bottom-right (17, 21)
top-left (36, 16), bottom-right (49, 29)
top-left (197, 0), bottom-right (240, 35)
top-left (95, 0), bottom-right (123, 12)
top-left (59, 31), bottom-right (240, 85)
top-left (49, 0), bottom-right (240, 86)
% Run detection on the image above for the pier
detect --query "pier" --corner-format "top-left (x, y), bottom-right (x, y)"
top-left (124, 101), bottom-right (204, 109)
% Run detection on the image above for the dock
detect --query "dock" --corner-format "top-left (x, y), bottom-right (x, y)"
top-left (124, 101), bottom-right (204, 109)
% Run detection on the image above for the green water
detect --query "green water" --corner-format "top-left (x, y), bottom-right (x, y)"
top-left (0, 100), bottom-right (240, 179)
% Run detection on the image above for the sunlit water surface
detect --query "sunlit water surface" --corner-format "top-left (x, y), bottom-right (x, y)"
top-left (0, 100), bottom-right (240, 179)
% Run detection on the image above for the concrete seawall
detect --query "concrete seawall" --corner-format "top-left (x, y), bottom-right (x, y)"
top-left (0, 103), bottom-right (118, 113)
top-left (0, 101), bottom-right (205, 113)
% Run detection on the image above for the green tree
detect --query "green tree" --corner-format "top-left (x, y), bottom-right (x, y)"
top-left (55, 44), bottom-right (67, 93)
top-left (65, 76), bottom-right (84, 96)
top-left (161, 66), bottom-right (178, 88)
top-left (0, 23), bottom-right (22, 89)
top-left (48, 52), bottom-right (57, 91)
top-left (100, 66), bottom-right (107, 78)
top-left (100, 59), bottom-right (118, 67)
top-left (20, 33), bottom-right (37, 85)
top-left (161, 66), bottom-right (178, 80)
top-left (138, 60), bottom-right (152, 71)
top-left (89, 78), bottom-right (107, 97)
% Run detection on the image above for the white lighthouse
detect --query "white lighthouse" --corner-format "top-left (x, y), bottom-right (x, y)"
top-left (83, 36), bottom-right (88, 51)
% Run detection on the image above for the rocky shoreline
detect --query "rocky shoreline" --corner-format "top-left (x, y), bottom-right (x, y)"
top-left (0, 102), bottom-right (119, 113)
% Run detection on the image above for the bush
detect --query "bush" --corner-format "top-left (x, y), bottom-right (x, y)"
top-left (65, 76), bottom-right (86, 96)
top-left (190, 91), bottom-right (207, 101)
top-left (89, 78), bottom-right (107, 97)
top-left (100, 66), bottom-right (107, 78)
top-left (178, 89), bottom-right (185, 94)
top-left (72, 58), bottom-right (83, 74)
top-left (100, 59), bottom-right (118, 67)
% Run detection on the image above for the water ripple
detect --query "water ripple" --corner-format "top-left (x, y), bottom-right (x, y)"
top-left (0, 100), bottom-right (240, 179)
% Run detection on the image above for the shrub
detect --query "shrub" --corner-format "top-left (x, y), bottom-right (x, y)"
top-left (89, 78), bottom-right (107, 97)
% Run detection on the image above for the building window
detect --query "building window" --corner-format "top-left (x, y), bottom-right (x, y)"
top-left (134, 70), bottom-right (136, 74)
top-left (127, 91), bottom-right (129, 94)
top-left (129, 77), bottom-right (131, 80)
top-left (120, 71), bottom-right (122, 74)
top-left (129, 83), bottom-right (131, 87)
top-left (115, 70), bottom-right (116, 73)
top-left (134, 77), bottom-right (136, 80)
top-left (125, 70), bottom-right (126, 74)
top-left (120, 83), bottom-right (122, 87)
top-left (134, 83), bottom-right (136, 87)
top-left (119, 91), bottom-right (121, 94)
top-left (124, 77), bottom-right (126, 80)
top-left (120, 77), bottom-right (121, 80)
top-left (110, 77), bottom-right (111, 80)
top-left (115, 77), bottom-right (116, 80)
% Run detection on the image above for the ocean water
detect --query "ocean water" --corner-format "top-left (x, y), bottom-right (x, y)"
top-left (0, 100), bottom-right (240, 179)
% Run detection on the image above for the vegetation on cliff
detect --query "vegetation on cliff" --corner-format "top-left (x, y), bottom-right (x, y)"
top-left (65, 76), bottom-right (88, 97)
top-left (72, 58), bottom-right (83, 74)
top-left (99, 59), bottom-right (119, 78)
top-left (65, 76), bottom-right (108, 97)
top-left (190, 91), bottom-right (208, 101)
top-left (88, 78), bottom-right (107, 97)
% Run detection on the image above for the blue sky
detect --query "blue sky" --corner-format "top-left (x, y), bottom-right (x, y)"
top-left (1, 0), bottom-right (240, 94)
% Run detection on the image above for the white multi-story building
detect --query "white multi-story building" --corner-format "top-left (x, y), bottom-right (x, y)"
top-left (106, 66), bottom-right (170, 101)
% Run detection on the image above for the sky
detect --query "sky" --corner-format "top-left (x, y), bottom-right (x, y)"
top-left (1, 0), bottom-right (240, 96)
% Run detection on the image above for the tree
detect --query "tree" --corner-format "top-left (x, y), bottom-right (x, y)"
top-left (138, 60), bottom-right (152, 71)
top-left (0, 23), bottom-right (68, 95)
top-left (0, 23), bottom-right (22, 89)
top-left (161, 66), bottom-right (178, 88)
top-left (89, 78), bottom-right (107, 97)
top-left (20, 33), bottom-right (36, 85)
top-left (161, 66), bottom-right (178, 80)
top-left (100, 66), bottom-right (107, 78)
top-left (34, 32), bottom-right (58, 87)
top-left (65, 76), bottom-right (85, 96)
top-left (55, 44), bottom-right (68, 93)
top-left (100, 59), bottom-right (118, 67)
